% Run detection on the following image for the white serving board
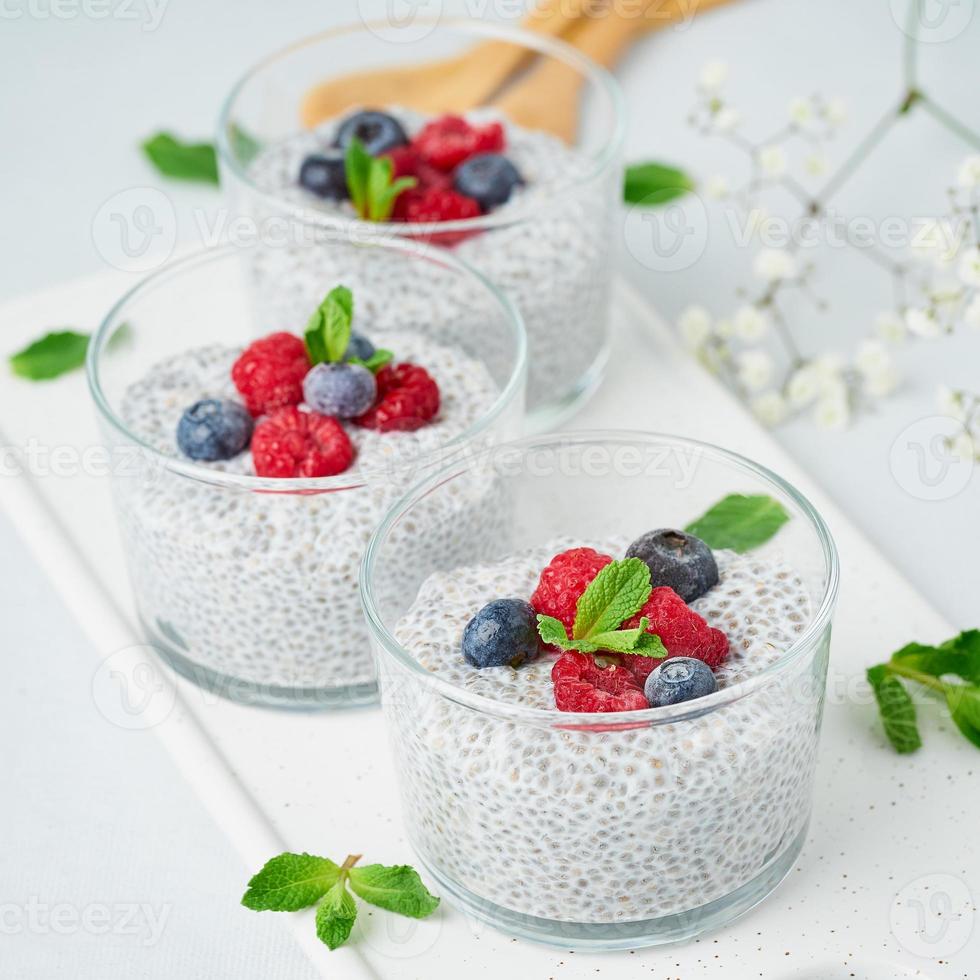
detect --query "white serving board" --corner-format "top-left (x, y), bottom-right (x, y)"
top-left (1, 268), bottom-right (976, 980)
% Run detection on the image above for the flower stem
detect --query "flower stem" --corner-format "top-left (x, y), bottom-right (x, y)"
top-left (887, 660), bottom-right (947, 694)
top-left (917, 95), bottom-right (980, 150)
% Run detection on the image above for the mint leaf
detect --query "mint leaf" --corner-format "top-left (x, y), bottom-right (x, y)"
top-left (9, 330), bottom-right (90, 381)
top-left (315, 880), bottom-right (357, 950)
top-left (572, 558), bottom-right (652, 641)
top-left (350, 349), bottom-right (394, 374)
top-left (685, 494), bottom-right (790, 552)
top-left (624, 162), bottom-right (694, 206)
top-left (537, 615), bottom-right (572, 648)
top-left (304, 286), bottom-right (354, 365)
top-left (241, 853), bottom-right (340, 911)
top-left (348, 864), bottom-right (440, 919)
top-left (945, 685), bottom-right (980, 748)
top-left (867, 665), bottom-right (922, 754)
top-left (891, 631), bottom-right (980, 684)
top-left (536, 613), bottom-right (666, 658)
top-left (344, 138), bottom-right (416, 222)
top-left (142, 132), bottom-right (218, 184)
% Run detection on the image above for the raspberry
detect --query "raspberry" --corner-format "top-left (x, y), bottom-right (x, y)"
top-left (530, 548), bottom-right (613, 638)
top-left (411, 115), bottom-right (505, 172)
top-left (552, 651), bottom-right (648, 713)
top-left (231, 332), bottom-right (309, 417)
top-left (621, 586), bottom-right (729, 684)
top-left (385, 146), bottom-right (452, 192)
top-left (394, 186), bottom-right (481, 245)
top-left (352, 363), bottom-right (440, 432)
top-left (251, 406), bottom-right (354, 478)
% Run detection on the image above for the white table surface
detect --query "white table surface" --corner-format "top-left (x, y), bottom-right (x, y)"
top-left (1, 1), bottom-right (978, 977)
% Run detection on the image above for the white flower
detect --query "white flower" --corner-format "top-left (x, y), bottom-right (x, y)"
top-left (957, 246), bottom-right (980, 288)
top-left (937, 384), bottom-right (967, 421)
top-left (751, 390), bottom-right (787, 427)
top-left (812, 353), bottom-right (844, 380)
top-left (758, 144), bottom-right (788, 177)
top-left (713, 107), bottom-right (741, 132)
top-left (964, 294), bottom-right (980, 328)
top-left (874, 311), bottom-right (906, 343)
top-left (715, 317), bottom-right (734, 339)
top-left (905, 306), bottom-right (942, 338)
top-left (813, 387), bottom-right (850, 430)
top-left (957, 154), bottom-right (980, 189)
top-left (753, 248), bottom-right (797, 281)
top-left (787, 364), bottom-right (820, 407)
top-left (949, 430), bottom-right (976, 461)
top-left (789, 97), bottom-right (813, 127)
top-left (910, 218), bottom-right (962, 266)
top-left (736, 350), bottom-right (774, 390)
top-left (824, 98), bottom-right (847, 126)
top-left (705, 174), bottom-right (730, 199)
top-left (699, 60), bottom-right (729, 91)
top-left (854, 340), bottom-right (891, 377)
top-left (865, 365), bottom-right (899, 398)
top-left (804, 154), bottom-right (827, 176)
top-left (678, 305), bottom-right (713, 349)
top-left (733, 305), bottom-right (770, 342)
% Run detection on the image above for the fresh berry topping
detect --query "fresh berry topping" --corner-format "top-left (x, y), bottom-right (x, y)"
top-left (411, 115), bottom-right (505, 172)
top-left (251, 407), bottom-right (354, 478)
top-left (344, 332), bottom-right (376, 363)
top-left (303, 362), bottom-right (377, 419)
top-left (552, 651), bottom-right (648, 713)
top-left (621, 586), bottom-right (729, 684)
top-left (385, 145), bottom-right (453, 191)
top-left (176, 399), bottom-right (253, 462)
top-left (644, 657), bottom-right (717, 708)
top-left (462, 598), bottom-right (540, 669)
top-left (333, 110), bottom-right (408, 156)
top-left (298, 152), bottom-right (348, 200)
top-left (625, 528), bottom-right (719, 603)
top-left (397, 186), bottom-right (481, 224)
top-left (530, 548), bottom-right (614, 638)
top-left (453, 153), bottom-right (524, 211)
top-left (231, 332), bottom-right (310, 417)
top-left (352, 362), bottom-right (440, 432)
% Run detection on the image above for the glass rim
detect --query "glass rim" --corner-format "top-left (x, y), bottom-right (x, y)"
top-left (360, 430), bottom-right (841, 728)
top-left (85, 241), bottom-right (528, 493)
top-left (214, 17), bottom-right (628, 237)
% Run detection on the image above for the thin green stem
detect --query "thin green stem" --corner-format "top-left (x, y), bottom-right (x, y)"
top-left (887, 660), bottom-right (947, 694)
top-left (918, 95), bottom-right (980, 150)
top-left (903, 0), bottom-right (921, 89)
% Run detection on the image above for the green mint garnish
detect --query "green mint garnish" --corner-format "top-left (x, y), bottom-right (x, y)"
top-left (685, 493), bottom-right (790, 552)
top-left (345, 137), bottom-right (416, 222)
top-left (242, 851), bottom-right (439, 952)
top-left (9, 330), bottom-right (90, 381)
top-left (623, 162), bottom-right (694, 206)
top-left (141, 132), bottom-right (219, 184)
top-left (868, 630), bottom-right (980, 753)
top-left (536, 558), bottom-right (668, 659)
top-left (304, 285), bottom-right (354, 366)
top-left (349, 349), bottom-right (394, 373)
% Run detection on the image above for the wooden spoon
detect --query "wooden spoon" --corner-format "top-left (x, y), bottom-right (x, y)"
top-left (301, 0), bottom-right (593, 128)
top-left (495, 0), bottom-right (736, 142)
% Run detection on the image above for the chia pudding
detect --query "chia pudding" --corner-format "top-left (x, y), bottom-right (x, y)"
top-left (378, 533), bottom-right (829, 937)
top-left (236, 106), bottom-right (618, 422)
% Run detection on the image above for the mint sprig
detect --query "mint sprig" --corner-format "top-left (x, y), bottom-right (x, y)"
top-left (624, 162), bottom-right (694, 206)
top-left (867, 630), bottom-right (980, 753)
top-left (142, 132), bottom-right (219, 184)
top-left (242, 852), bottom-right (439, 952)
top-left (345, 137), bottom-right (416, 222)
top-left (537, 558), bottom-right (668, 659)
top-left (303, 286), bottom-right (394, 374)
top-left (685, 493), bottom-right (790, 552)
top-left (9, 330), bottom-right (90, 381)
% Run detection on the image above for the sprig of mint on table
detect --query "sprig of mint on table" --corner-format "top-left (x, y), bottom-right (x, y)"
top-left (241, 851), bottom-right (439, 951)
top-left (9, 323), bottom-right (132, 382)
top-left (303, 284), bottom-right (393, 373)
top-left (623, 162), bottom-right (694, 206)
top-left (684, 493), bottom-right (790, 552)
top-left (141, 132), bottom-right (219, 184)
top-left (868, 630), bottom-right (980, 753)
top-left (344, 138), bottom-right (417, 222)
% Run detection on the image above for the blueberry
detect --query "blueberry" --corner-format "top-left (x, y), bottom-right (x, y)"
top-left (298, 152), bottom-right (348, 200)
top-left (644, 657), bottom-right (717, 707)
top-left (176, 399), bottom-right (253, 462)
top-left (625, 528), bottom-right (719, 603)
top-left (303, 362), bottom-right (376, 419)
top-left (333, 110), bottom-right (408, 156)
top-left (453, 153), bottom-right (524, 211)
top-left (462, 598), bottom-right (540, 669)
top-left (343, 332), bottom-right (375, 363)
